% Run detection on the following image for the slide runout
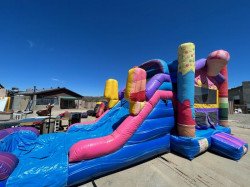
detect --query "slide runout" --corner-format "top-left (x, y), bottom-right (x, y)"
top-left (0, 127), bottom-right (39, 152)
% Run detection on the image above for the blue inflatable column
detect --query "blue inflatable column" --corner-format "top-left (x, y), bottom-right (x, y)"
top-left (176, 42), bottom-right (196, 137)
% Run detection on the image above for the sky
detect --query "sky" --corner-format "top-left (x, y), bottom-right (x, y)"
top-left (0, 0), bottom-right (250, 96)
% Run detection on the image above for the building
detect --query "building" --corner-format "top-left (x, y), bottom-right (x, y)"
top-left (13, 87), bottom-right (83, 111)
top-left (0, 84), bottom-right (6, 97)
top-left (228, 81), bottom-right (250, 113)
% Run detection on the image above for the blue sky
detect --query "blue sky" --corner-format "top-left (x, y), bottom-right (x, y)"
top-left (0, 0), bottom-right (249, 96)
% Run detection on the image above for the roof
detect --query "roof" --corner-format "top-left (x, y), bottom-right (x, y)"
top-left (0, 84), bottom-right (4, 89)
top-left (18, 87), bottom-right (83, 98)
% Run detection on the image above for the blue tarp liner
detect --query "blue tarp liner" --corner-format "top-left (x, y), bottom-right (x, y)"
top-left (170, 125), bottom-right (231, 160)
top-left (0, 99), bottom-right (129, 187)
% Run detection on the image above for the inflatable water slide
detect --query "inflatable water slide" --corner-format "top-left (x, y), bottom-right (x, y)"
top-left (0, 42), bottom-right (248, 187)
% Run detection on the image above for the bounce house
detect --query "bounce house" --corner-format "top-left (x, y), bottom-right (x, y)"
top-left (0, 43), bottom-right (248, 187)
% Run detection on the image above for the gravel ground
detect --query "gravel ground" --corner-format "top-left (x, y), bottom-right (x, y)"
top-left (229, 114), bottom-right (250, 129)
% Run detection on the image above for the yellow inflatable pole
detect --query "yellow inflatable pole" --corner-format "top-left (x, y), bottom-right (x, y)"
top-left (104, 79), bottom-right (119, 109)
top-left (125, 67), bottom-right (146, 115)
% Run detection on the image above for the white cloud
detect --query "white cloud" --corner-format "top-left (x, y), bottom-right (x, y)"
top-left (51, 78), bottom-right (65, 85)
top-left (27, 40), bottom-right (34, 48)
top-left (51, 78), bottom-right (59, 82)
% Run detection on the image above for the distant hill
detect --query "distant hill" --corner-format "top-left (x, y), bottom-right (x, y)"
top-left (83, 96), bottom-right (105, 102)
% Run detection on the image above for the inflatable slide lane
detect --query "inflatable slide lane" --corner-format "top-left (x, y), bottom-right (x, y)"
top-left (0, 60), bottom-right (175, 187)
top-left (68, 61), bottom-right (174, 185)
